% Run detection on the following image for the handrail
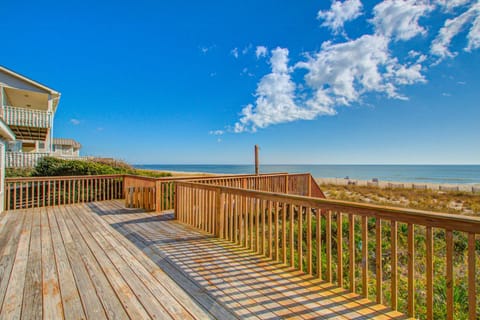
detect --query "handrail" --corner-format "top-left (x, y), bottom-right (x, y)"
top-left (5, 174), bottom-right (124, 182)
top-left (1, 105), bottom-right (52, 128)
top-left (5, 175), bottom-right (124, 210)
top-left (175, 181), bottom-right (479, 319)
top-left (124, 172), bottom-right (324, 211)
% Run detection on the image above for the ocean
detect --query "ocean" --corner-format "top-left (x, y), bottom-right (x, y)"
top-left (134, 164), bottom-right (480, 185)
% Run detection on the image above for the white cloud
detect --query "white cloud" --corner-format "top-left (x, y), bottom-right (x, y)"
top-left (241, 67), bottom-right (254, 77)
top-left (70, 118), bottom-right (80, 125)
top-left (318, 0), bottom-right (363, 34)
top-left (227, 0), bottom-right (480, 133)
top-left (234, 34), bottom-right (428, 132)
top-left (435, 0), bottom-right (471, 11)
top-left (235, 48), bottom-right (317, 132)
top-left (372, 0), bottom-right (433, 41)
top-left (298, 35), bottom-right (412, 103)
top-left (231, 48), bottom-right (239, 58)
top-left (256, 46), bottom-right (268, 58)
top-left (242, 44), bottom-right (253, 55)
top-left (209, 130), bottom-right (224, 135)
top-left (431, 2), bottom-right (480, 58)
top-left (466, 12), bottom-right (480, 51)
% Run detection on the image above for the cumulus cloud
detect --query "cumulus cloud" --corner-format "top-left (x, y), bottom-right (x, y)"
top-left (466, 12), bottom-right (480, 51)
top-left (231, 48), bottom-right (239, 58)
top-left (436, 0), bottom-right (471, 11)
top-left (235, 48), bottom-right (317, 132)
top-left (256, 46), bottom-right (268, 58)
top-left (70, 118), bottom-right (80, 125)
top-left (431, 2), bottom-right (480, 58)
top-left (234, 37), bottom-right (427, 132)
top-left (227, 0), bottom-right (480, 133)
top-left (371, 0), bottom-right (434, 41)
top-left (318, 0), bottom-right (363, 34)
top-left (209, 130), bottom-right (224, 135)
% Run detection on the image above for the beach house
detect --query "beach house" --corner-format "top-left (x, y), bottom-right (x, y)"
top-left (52, 138), bottom-right (82, 157)
top-left (0, 65), bottom-right (82, 168)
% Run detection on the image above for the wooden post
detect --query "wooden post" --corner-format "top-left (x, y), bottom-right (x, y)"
top-left (155, 180), bottom-right (162, 213)
top-left (255, 145), bottom-right (259, 175)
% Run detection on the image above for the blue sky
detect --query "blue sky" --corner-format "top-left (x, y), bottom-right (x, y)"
top-left (1, 0), bottom-right (479, 164)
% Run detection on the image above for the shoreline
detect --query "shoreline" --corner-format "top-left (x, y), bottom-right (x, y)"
top-left (153, 169), bottom-right (480, 192)
top-left (316, 177), bottom-right (480, 192)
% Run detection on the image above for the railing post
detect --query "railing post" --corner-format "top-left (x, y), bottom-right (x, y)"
top-left (155, 180), bottom-right (162, 213)
top-left (308, 174), bottom-right (312, 197)
top-left (174, 183), bottom-right (178, 219)
top-left (285, 175), bottom-right (289, 194)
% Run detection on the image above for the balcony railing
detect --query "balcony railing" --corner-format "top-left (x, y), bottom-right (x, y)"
top-left (0, 105), bottom-right (52, 128)
top-left (6, 152), bottom-right (89, 168)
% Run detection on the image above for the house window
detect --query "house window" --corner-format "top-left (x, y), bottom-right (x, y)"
top-left (38, 142), bottom-right (45, 149)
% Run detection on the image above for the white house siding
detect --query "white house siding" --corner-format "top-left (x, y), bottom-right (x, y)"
top-left (0, 140), bottom-right (5, 211)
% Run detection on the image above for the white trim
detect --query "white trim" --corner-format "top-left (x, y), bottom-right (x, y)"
top-left (0, 118), bottom-right (15, 141)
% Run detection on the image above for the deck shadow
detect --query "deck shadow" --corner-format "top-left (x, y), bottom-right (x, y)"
top-left (93, 201), bottom-right (406, 320)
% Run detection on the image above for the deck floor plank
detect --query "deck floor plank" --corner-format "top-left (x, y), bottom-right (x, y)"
top-left (1, 210), bottom-right (32, 319)
top-left (61, 206), bottom-right (136, 319)
top-left (0, 200), bottom-right (406, 319)
top-left (47, 207), bottom-right (86, 319)
top-left (0, 212), bottom-right (25, 310)
top-left (40, 207), bottom-right (65, 319)
top-left (80, 202), bottom-right (212, 320)
top-left (21, 210), bottom-right (42, 320)
top-left (54, 205), bottom-right (108, 320)
top-left (68, 204), bottom-right (175, 320)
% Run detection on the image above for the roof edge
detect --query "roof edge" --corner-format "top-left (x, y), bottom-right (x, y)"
top-left (0, 65), bottom-right (60, 96)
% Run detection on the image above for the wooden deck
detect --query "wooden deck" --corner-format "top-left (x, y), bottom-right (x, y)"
top-left (0, 200), bottom-right (406, 319)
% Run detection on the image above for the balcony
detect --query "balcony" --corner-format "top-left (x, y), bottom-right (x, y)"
top-left (0, 105), bottom-right (52, 140)
top-left (5, 152), bottom-right (89, 168)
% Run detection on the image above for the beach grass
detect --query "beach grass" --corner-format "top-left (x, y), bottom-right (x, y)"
top-left (321, 183), bottom-right (480, 215)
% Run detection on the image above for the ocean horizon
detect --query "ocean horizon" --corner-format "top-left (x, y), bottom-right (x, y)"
top-left (134, 164), bottom-right (480, 185)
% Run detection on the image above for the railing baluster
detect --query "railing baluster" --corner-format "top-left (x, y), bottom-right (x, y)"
top-left (376, 218), bottom-right (382, 304)
top-left (282, 202), bottom-right (287, 264)
top-left (289, 204), bottom-right (294, 268)
top-left (337, 212), bottom-right (343, 287)
top-left (468, 233), bottom-right (476, 320)
top-left (426, 226), bottom-right (433, 318)
top-left (446, 230), bottom-right (453, 320)
top-left (275, 202), bottom-right (280, 261)
top-left (298, 205), bottom-right (303, 271)
top-left (326, 210), bottom-right (332, 282)
top-left (317, 209), bottom-right (322, 279)
top-left (307, 206), bottom-right (312, 275)
top-left (268, 200), bottom-right (273, 258)
top-left (349, 214), bottom-right (355, 292)
top-left (408, 223), bottom-right (415, 318)
top-left (391, 221), bottom-right (398, 311)
top-left (362, 215), bottom-right (368, 298)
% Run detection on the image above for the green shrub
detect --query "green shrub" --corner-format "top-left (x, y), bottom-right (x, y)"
top-left (26, 156), bottom-right (172, 178)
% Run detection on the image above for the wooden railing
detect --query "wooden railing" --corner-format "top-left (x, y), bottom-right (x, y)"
top-left (5, 175), bottom-right (124, 210)
top-left (175, 181), bottom-right (480, 320)
top-left (1, 105), bottom-right (52, 128)
top-left (124, 173), bottom-right (325, 211)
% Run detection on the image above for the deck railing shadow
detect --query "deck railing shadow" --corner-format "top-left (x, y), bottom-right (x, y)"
top-left (175, 181), bottom-right (480, 319)
top-left (100, 202), bottom-right (405, 319)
